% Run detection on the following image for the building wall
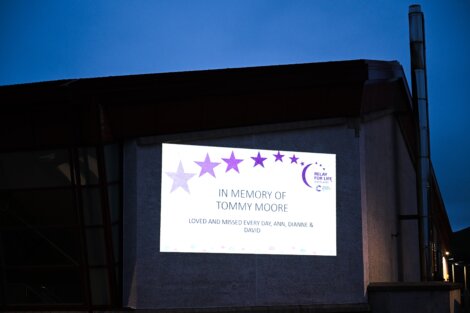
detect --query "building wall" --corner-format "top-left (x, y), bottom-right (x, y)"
top-left (394, 120), bottom-right (420, 282)
top-left (368, 283), bottom-right (461, 313)
top-left (123, 122), bottom-right (366, 309)
top-left (361, 114), bottom-right (420, 283)
top-left (122, 140), bottom-right (138, 308)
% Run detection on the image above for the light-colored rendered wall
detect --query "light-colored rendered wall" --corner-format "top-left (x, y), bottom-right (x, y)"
top-left (361, 114), bottom-right (420, 283)
top-left (395, 121), bottom-right (420, 282)
top-left (123, 122), bottom-right (366, 309)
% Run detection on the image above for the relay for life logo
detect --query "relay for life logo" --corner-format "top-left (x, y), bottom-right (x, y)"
top-left (160, 143), bottom-right (336, 256)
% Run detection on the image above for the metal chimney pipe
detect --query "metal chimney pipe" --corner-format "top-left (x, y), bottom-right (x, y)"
top-left (409, 4), bottom-right (432, 281)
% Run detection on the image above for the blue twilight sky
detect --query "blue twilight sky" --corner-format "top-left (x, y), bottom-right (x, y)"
top-left (1, 1), bottom-right (469, 230)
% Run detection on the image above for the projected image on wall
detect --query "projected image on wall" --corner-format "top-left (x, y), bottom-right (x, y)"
top-left (160, 143), bottom-right (336, 256)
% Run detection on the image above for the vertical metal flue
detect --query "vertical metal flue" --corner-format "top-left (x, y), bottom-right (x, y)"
top-left (409, 4), bottom-right (432, 281)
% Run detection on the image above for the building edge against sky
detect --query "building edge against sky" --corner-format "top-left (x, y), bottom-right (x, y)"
top-left (0, 58), bottom-right (466, 312)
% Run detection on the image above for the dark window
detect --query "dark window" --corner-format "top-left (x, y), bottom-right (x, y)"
top-left (82, 187), bottom-right (103, 227)
top-left (0, 228), bottom-right (80, 267)
top-left (4, 268), bottom-right (83, 305)
top-left (0, 150), bottom-right (71, 189)
top-left (0, 145), bottom-right (122, 309)
top-left (0, 189), bottom-right (77, 227)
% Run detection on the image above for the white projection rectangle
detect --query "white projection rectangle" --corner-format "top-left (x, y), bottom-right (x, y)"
top-left (160, 143), bottom-right (336, 256)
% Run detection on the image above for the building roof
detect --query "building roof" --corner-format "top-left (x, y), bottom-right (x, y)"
top-left (0, 59), bottom-right (414, 152)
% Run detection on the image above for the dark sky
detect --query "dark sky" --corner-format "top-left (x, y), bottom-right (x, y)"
top-left (1, 0), bottom-right (469, 231)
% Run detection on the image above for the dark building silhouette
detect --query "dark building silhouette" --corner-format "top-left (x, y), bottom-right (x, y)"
top-left (0, 60), bottom-right (460, 312)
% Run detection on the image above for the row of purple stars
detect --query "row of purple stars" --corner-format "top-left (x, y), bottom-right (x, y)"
top-left (166, 151), bottom-right (325, 193)
top-left (165, 151), bottom-right (297, 193)
top-left (195, 151), bottom-right (301, 177)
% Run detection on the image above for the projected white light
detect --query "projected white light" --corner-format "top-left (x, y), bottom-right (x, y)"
top-left (160, 143), bottom-right (336, 256)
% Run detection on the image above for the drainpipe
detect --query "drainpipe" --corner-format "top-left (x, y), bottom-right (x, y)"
top-left (409, 4), bottom-right (432, 281)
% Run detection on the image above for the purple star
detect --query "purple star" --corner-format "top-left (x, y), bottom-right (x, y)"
top-left (166, 161), bottom-right (196, 193)
top-left (290, 154), bottom-right (299, 164)
top-left (194, 153), bottom-right (220, 177)
top-left (222, 151), bottom-right (243, 173)
top-left (273, 151), bottom-right (284, 162)
top-left (251, 152), bottom-right (267, 167)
